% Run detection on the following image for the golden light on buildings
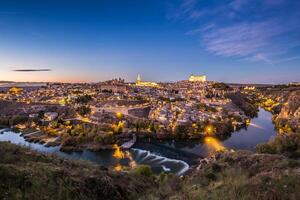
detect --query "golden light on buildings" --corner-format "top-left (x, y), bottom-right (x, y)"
top-left (189, 75), bottom-right (206, 82)
top-left (9, 87), bottom-right (23, 94)
top-left (244, 86), bottom-right (255, 90)
top-left (59, 98), bottom-right (66, 105)
top-left (81, 117), bottom-right (91, 123)
top-left (135, 74), bottom-right (159, 87)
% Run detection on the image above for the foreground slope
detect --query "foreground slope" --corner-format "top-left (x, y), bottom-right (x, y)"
top-left (1, 141), bottom-right (300, 200)
top-left (0, 141), bottom-right (155, 200)
top-left (141, 151), bottom-right (300, 200)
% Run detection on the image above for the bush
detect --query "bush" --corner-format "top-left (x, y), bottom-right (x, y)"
top-left (133, 165), bottom-right (154, 177)
top-left (75, 94), bottom-right (92, 104)
top-left (94, 132), bottom-right (116, 144)
top-left (256, 143), bottom-right (275, 154)
top-left (227, 92), bottom-right (258, 117)
top-left (256, 133), bottom-right (300, 158)
top-left (76, 106), bottom-right (91, 116)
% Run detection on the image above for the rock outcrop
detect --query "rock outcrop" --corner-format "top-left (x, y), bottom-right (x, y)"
top-left (276, 90), bottom-right (300, 132)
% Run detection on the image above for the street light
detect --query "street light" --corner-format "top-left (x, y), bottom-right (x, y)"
top-left (205, 125), bottom-right (215, 135)
top-left (116, 112), bottom-right (123, 119)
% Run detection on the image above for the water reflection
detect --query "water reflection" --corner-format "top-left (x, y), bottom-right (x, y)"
top-left (0, 108), bottom-right (276, 175)
top-left (113, 144), bottom-right (125, 159)
top-left (0, 130), bottom-right (188, 175)
top-left (204, 137), bottom-right (226, 155)
top-left (112, 144), bottom-right (137, 171)
top-left (149, 108), bottom-right (277, 157)
top-left (249, 123), bottom-right (265, 130)
top-left (114, 163), bottom-right (123, 172)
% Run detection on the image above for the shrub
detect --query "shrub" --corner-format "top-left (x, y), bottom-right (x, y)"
top-left (256, 143), bottom-right (276, 154)
top-left (133, 165), bottom-right (154, 177)
top-left (76, 106), bottom-right (91, 116)
top-left (94, 132), bottom-right (116, 144)
top-left (75, 94), bottom-right (92, 104)
top-left (256, 133), bottom-right (300, 158)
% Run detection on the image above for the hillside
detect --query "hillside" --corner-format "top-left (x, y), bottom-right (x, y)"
top-left (2, 141), bottom-right (300, 200)
top-left (141, 151), bottom-right (300, 200)
top-left (0, 141), bottom-right (155, 200)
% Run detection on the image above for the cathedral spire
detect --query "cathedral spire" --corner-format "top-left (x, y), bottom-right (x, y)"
top-left (136, 74), bottom-right (142, 83)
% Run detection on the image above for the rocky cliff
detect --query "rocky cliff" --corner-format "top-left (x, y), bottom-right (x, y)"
top-left (276, 90), bottom-right (300, 132)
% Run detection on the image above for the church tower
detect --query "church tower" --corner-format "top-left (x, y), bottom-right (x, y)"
top-left (136, 74), bottom-right (142, 83)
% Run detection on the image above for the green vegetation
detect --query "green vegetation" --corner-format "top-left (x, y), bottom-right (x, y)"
top-left (196, 103), bottom-right (217, 113)
top-left (212, 82), bottom-right (231, 90)
top-left (60, 122), bottom-right (118, 151)
top-left (132, 165), bottom-right (155, 177)
top-left (2, 135), bottom-right (300, 199)
top-left (94, 132), bottom-right (116, 144)
top-left (256, 132), bottom-right (300, 158)
top-left (76, 105), bottom-right (91, 116)
top-left (172, 119), bottom-right (234, 139)
top-left (141, 151), bottom-right (300, 200)
top-left (75, 94), bottom-right (92, 104)
top-left (227, 92), bottom-right (258, 117)
top-left (0, 142), bottom-right (155, 200)
top-left (0, 115), bottom-right (29, 126)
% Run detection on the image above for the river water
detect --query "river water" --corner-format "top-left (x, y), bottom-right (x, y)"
top-left (0, 108), bottom-right (277, 175)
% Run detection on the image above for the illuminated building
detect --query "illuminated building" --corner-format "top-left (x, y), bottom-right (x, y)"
top-left (290, 82), bottom-right (300, 86)
top-left (9, 87), bottom-right (23, 94)
top-left (136, 74), bottom-right (158, 87)
top-left (189, 75), bottom-right (206, 82)
top-left (244, 86), bottom-right (255, 90)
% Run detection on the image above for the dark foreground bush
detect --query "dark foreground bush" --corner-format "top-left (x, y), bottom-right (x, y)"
top-left (256, 133), bottom-right (300, 158)
top-left (132, 165), bottom-right (154, 177)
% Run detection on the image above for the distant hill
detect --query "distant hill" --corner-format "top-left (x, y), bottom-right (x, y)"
top-left (0, 82), bottom-right (47, 88)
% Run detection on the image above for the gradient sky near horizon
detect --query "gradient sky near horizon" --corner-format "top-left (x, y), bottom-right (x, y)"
top-left (0, 0), bottom-right (299, 84)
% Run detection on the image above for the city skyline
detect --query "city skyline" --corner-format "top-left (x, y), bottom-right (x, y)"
top-left (0, 0), bottom-right (300, 84)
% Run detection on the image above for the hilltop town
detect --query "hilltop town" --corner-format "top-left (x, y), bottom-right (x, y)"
top-left (0, 75), bottom-right (258, 152)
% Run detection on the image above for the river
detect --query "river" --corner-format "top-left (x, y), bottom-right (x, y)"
top-left (0, 108), bottom-right (277, 175)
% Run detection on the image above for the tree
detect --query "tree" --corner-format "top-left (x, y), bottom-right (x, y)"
top-left (76, 106), bottom-right (91, 116)
top-left (173, 124), bottom-right (190, 138)
top-left (75, 95), bottom-right (92, 104)
top-left (133, 165), bottom-right (154, 177)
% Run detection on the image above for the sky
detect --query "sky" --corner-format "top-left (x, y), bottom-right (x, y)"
top-left (0, 0), bottom-right (299, 84)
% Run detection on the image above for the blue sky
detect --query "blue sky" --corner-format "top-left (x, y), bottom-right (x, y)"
top-left (0, 0), bottom-right (299, 83)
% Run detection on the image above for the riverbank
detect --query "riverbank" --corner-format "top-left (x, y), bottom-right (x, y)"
top-left (0, 141), bottom-right (155, 200)
top-left (0, 107), bottom-right (274, 175)
top-left (6, 115), bottom-right (249, 153)
top-left (257, 86), bottom-right (300, 134)
top-left (2, 141), bottom-right (300, 200)
top-left (0, 130), bottom-right (191, 175)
